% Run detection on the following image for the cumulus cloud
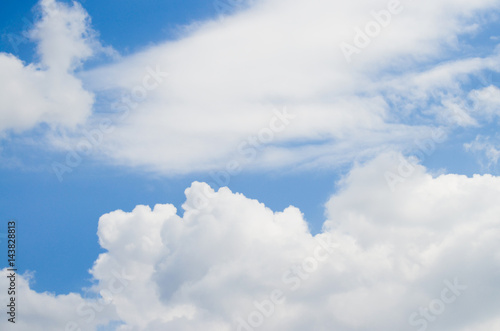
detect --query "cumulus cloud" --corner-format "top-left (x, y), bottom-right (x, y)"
top-left (0, 0), bottom-right (106, 134)
top-left (3, 153), bottom-right (500, 330)
top-left (0, 270), bottom-right (117, 331)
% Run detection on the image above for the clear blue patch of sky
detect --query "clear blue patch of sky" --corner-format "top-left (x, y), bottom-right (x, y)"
top-left (79, 0), bottom-right (217, 54)
top-left (0, 0), bottom-right (39, 62)
top-left (0, 0), bottom-right (218, 62)
top-left (1, 0), bottom-right (220, 64)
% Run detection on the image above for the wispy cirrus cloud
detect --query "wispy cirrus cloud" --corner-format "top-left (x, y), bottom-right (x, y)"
top-left (73, 0), bottom-right (500, 174)
top-left (2, 0), bottom-right (500, 175)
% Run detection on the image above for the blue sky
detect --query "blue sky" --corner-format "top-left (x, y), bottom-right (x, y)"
top-left (1, 0), bottom-right (500, 330)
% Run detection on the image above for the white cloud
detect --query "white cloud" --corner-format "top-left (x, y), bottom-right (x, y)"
top-left (3, 1), bottom-right (500, 330)
top-left (0, 0), bottom-right (499, 174)
top-left (66, 0), bottom-right (500, 174)
top-left (4, 153), bottom-right (500, 330)
top-left (379, 55), bottom-right (500, 127)
top-left (470, 84), bottom-right (500, 118)
top-left (0, 270), bottom-right (117, 331)
top-left (0, 0), bottom-right (106, 134)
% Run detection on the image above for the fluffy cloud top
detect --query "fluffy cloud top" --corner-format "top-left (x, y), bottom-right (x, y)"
top-left (2, 153), bottom-right (500, 330)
